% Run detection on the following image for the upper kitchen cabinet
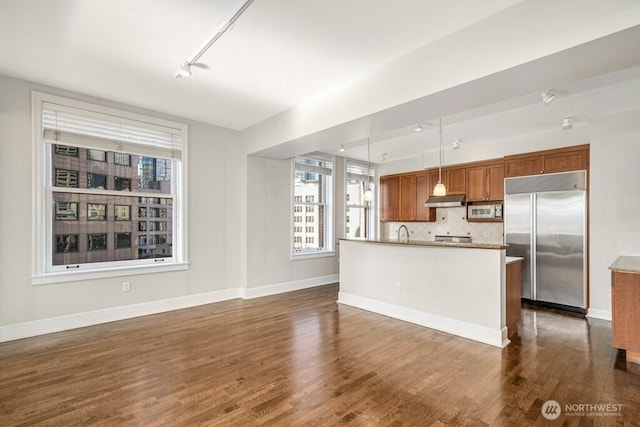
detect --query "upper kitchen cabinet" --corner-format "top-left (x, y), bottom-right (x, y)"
top-left (466, 160), bottom-right (504, 202)
top-left (428, 167), bottom-right (466, 195)
top-left (504, 145), bottom-right (589, 177)
top-left (379, 172), bottom-right (436, 222)
top-left (380, 176), bottom-right (400, 222)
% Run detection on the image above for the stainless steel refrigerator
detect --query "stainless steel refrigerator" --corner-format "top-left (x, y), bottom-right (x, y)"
top-left (504, 171), bottom-right (587, 312)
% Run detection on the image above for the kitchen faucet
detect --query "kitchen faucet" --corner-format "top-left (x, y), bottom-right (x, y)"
top-left (398, 224), bottom-right (409, 243)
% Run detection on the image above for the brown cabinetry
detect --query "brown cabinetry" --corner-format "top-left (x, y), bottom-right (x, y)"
top-left (380, 176), bottom-right (399, 222)
top-left (380, 173), bottom-right (435, 222)
top-left (428, 167), bottom-right (466, 196)
top-left (611, 268), bottom-right (640, 364)
top-left (506, 259), bottom-right (522, 339)
top-left (465, 161), bottom-right (504, 202)
top-left (504, 145), bottom-right (589, 178)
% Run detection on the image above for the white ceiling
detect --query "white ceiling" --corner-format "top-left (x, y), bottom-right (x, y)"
top-left (1, 0), bottom-right (640, 164)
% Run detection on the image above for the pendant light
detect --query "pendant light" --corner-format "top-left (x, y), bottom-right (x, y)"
top-left (363, 136), bottom-right (374, 201)
top-left (433, 118), bottom-right (447, 196)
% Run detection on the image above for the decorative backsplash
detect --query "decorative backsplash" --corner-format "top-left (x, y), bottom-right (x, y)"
top-left (382, 206), bottom-right (504, 244)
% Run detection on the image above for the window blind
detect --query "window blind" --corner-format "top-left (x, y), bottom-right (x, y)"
top-left (346, 159), bottom-right (374, 181)
top-left (42, 102), bottom-right (183, 160)
top-left (294, 153), bottom-right (333, 176)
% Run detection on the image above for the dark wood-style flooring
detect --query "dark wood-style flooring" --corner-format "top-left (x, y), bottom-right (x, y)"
top-left (1, 284), bottom-right (638, 426)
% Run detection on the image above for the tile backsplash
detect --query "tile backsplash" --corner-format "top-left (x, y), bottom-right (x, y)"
top-left (382, 206), bottom-right (504, 244)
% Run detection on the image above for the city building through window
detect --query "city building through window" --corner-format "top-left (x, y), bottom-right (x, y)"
top-left (345, 159), bottom-right (375, 239)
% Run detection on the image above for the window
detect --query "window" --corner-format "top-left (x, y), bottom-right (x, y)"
top-left (292, 154), bottom-right (333, 256)
top-left (87, 173), bottom-right (107, 189)
top-left (114, 152), bottom-right (131, 166)
top-left (88, 234), bottom-right (107, 251)
top-left (114, 205), bottom-right (130, 221)
top-left (88, 149), bottom-right (106, 162)
top-left (345, 159), bottom-right (375, 239)
top-left (33, 92), bottom-right (188, 283)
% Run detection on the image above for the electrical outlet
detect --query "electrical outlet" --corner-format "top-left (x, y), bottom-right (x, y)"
top-left (122, 282), bottom-right (131, 292)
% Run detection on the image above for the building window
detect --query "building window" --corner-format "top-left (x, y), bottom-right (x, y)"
top-left (114, 205), bottom-right (130, 221)
top-left (114, 152), bottom-right (131, 166)
top-left (55, 202), bottom-right (78, 220)
top-left (87, 203), bottom-right (106, 221)
top-left (138, 235), bottom-right (147, 246)
top-left (306, 226), bottom-right (314, 233)
top-left (87, 173), bottom-right (107, 189)
top-left (56, 234), bottom-right (78, 253)
top-left (55, 169), bottom-right (78, 187)
top-left (345, 159), bottom-right (375, 239)
top-left (115, 233), bottom-right (131, 249)
top-left (33, 92), bottom-right (187, 281)
top-left (292, 154), bottom-right (333, 255)
top-left (55, 145), bottom-right (78, 156)
top-left (88, 149), bottom-right (106, 162)
top-left (114, 176), bottom-right (131, 191)
top-left (88, 234), bottom-right (107, 251)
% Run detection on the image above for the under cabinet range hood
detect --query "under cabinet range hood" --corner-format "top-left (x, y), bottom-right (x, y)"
top-left (424, 194), bottom-right (465, 208)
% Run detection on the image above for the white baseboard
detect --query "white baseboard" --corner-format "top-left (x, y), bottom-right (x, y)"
top-left (242, 274), bottom-right (338, 299)
top-left (0, 275), bottom-right (340, 343)
top-left (586, 308), bottom-right (612, 321)
top-left (338, 291), bottom-right (508, 348)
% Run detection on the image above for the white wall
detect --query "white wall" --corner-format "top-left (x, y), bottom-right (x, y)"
top-left (246, 155), bottom-right (339, 291)
top-left (0, 75), bottom-right (243, 334)
top-left (589, 109), bottom-right (640, 319)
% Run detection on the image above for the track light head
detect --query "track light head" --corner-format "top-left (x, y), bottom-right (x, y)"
top-left (413, 123), bottom-right (423, 132)
top-left (339, 144), bottom-right (345, 152)
top-left (452, 138), bottom-right (461, 150)
top-left (541, 89), bottom-right (556, 105)
top-left (561, 115), bottom-right (573, 130)
top-left (177, 62), bottom-right (192, 78)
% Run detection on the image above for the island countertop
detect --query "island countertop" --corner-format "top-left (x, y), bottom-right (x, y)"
top-left (339, 238), bottom-right (506, 250)
top-left (609, 256), bottom-right (640, 273)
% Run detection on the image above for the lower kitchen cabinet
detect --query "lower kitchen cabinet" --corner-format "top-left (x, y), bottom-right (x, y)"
top-left (506, 258), bottom-right (522, 339)
top-left (610, 260), bottom-right (640, 365)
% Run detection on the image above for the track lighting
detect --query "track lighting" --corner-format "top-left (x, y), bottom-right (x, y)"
top-left (379, 153), bottom-right (387, 162)
top-left (176, 0), bottom-right (255, 78)
top-left (541, 89), bottom-right (556, 105)
top-left (413, 123), bottom-right (424, 132)
top-left (561, 115), bottom-right (573, 130)
top-left (339, 144), bottom-right (345, 152)
top-left (452, 138), bottom-right (461, 150)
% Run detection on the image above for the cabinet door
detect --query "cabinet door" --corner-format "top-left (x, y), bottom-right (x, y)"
top-left (399, 175), bottom-right (416, 221)
top-left (465, 166), bottom-right (487, 201)
top-left (544, 150), bottom-right (588, 173)
top-left (446, 168), bottom-right (466, 194)
top-left (429, 170), bottom-right (442, 196)
top-left (415, 174), bottom-right (436, 221)
top-left (611, 271), bottom-right (640, 352)
top-left (380, 176), bottom-right (399, 221)
top-left (505, 155), bottom-right (544, 177)
top-left (487, 164), bottom-right (505, 201)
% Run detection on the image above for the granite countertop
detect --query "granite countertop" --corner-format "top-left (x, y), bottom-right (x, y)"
top-left (339, 238), bottom-right (506, 250)
top-left (609, 256), bottom-right (640, 273)
top-left (506, 256), bottom-right (524, 264)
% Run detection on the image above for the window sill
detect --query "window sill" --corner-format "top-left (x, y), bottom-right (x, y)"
top-left (291, 251), bottom-right (336, 261)
top-left (31, 262), bottom-right (190, 285)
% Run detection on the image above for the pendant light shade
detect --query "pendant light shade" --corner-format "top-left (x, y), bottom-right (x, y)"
top-left (433, 118), bottom-right (447, 196)
top-left (363, 189), bottom-right (374, 201)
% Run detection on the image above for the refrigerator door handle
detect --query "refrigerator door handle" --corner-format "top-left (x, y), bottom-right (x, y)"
top-left (531, 193), bottom-right (537, 301)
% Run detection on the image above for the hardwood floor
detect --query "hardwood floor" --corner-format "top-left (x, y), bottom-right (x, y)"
top-left (1, 284), bottom-right (638, 426)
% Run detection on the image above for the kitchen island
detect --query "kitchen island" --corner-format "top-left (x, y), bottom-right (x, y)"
top-left (338, 238), bottom-right (511, 347)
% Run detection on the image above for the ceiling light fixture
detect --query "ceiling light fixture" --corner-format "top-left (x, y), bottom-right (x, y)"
top-left (176, 0), bottom-right (255, 78)
top-left (339, 144), bottom-right (345, 152)
top-left (379, 153), bottom-right (387, 162)
top-left (413, 123), bottom-right (424, 132)
top-left (562, 115), bottom-right (573, 130)
top-left (433, 119), bottom-right (447, 196)
top-left (541, 89), bottom-right (556, 105)
top-left (452, 138), bottom-right (461, 150)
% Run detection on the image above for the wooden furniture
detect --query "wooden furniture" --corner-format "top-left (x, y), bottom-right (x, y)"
top-left (380, 173), bottom-right (436, 222)
top-left (610, 256), bottom-right (640, 365)
top-left (504, 144), bottom-right (589, 177)
top-left (506, 257), bottom-right (523, 338)
top-left (429, 167), bottom-right (465, 195)
top-left (466, 160), bottom-right (504, 202)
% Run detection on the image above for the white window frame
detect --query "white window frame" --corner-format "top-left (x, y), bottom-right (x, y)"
top-left (345, 158), bottom-right (375, 239)
top-left (291, 154), bottom-right (335, 259)
top-left (31, 92), bottom-right (189, 284)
